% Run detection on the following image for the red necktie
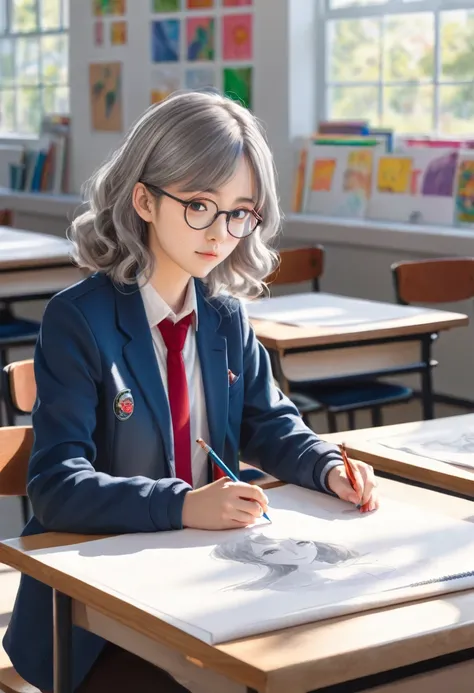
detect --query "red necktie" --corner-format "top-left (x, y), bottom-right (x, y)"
top-left (158, 314), bottom-right (194, 486)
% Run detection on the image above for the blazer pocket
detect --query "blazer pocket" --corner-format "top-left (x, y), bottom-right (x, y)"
top-left (228, 373), bottom-right (243, 397)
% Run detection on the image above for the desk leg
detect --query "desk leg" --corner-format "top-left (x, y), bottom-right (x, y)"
top-left (53, 590), bottom-right (73, 693)
top-left (421, 336), bottom-right (434, 420)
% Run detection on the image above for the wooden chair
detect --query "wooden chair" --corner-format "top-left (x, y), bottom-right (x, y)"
top-left (267, 247), bottom-right (412, 432)
top-left (2, 361), bottom-right (36, 526)
top-left (0, 417), bottom-right (37, 693)
top-left (392, 257), bottom-right (474, 305)
top-left (392, 257), bottom-right (474, 416)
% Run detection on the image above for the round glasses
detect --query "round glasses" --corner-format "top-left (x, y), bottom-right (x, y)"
top-left (143, 184), bottom-right (262, 239)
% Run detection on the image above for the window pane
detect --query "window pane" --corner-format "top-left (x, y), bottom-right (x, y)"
top-left (327, 85), bottom-right (379, 124)
top-left (0, 0), bottom-right (6, 34)
top-left (441, 10), bottom-right (474, 82)
top-left (328, 18), bottom-right (381, 82)
top-left (40, 0), bottom-right (61, 30)
top-left (16, 37), bottom-right (40, 85)
top-left (330, 0), bottom-right (385, 9)
top-left (16, 87), bottom-right (41, 133)
top-left (439, 84), bottom-right (474, 135)
top-left (0, 39), bottom-right (14, 86)
top-left (41, 35), bottom-right (67, 84)
top-left (12, 0), bottom-right (38, 33)
top-left (384, 14), bottom-right (434, 81)
top-left (62, 0), bottom-right (69, 28)
top-left (0, 90), bottom-right (15, 132)
top-left (43, 84), bottom-right (68, 113)
top-left (383, 84), bottom-right (433, 133)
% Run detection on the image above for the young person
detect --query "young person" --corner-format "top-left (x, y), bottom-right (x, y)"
top-left (4, 91), bottom-right (378, 693)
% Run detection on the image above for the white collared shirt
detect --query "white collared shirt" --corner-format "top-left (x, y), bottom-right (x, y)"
top-left (139, 278), bottom-right (210, 488)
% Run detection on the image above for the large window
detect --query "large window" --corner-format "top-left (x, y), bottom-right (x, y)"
top-left (0, 0), bottom-right (69, 136)
top-left (320, 0), bottom-right (474, 135)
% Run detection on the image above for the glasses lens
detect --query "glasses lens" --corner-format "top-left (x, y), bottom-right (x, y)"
top-left (228, 210), bottom-right (259, 238)
top-left (185, 198), bottom-right (218, 230)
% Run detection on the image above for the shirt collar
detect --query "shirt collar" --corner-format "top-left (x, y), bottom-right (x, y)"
top-left (139, 277), bottom-right (199, 330)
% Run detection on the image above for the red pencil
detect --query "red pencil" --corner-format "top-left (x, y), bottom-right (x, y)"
top-left (339, 442), bottom-right (368, 512)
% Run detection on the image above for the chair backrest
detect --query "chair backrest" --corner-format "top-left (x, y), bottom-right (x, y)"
top-left (392, 258), bottom-right (474, 305)
top-left (4, 360), bottom-right (36, 415)
top-left (0, 360), bottom-right (36, 498)
top-left (0, 426), bottom-right (32, 497)
top-left (266, 246), bottom-right (324, 292)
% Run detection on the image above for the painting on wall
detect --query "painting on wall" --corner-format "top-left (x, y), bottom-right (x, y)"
top-left (89, 62), bottom-right (123, 132)
top-left (151, 19), bottom-right (180, 62)
top-left (223, 66), bottom-right (252, 109)
top-left (152, 0), bottom-right (180, 10)
top-left (222, 14), bottom-right (252, 60)
top-left (150, 66), bottom-right (181, 104)
top-left (187, 17), bottom-right (214, 61)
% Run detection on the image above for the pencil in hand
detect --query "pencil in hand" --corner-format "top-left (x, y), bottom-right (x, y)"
top-left (196, 438), bottom-right (271, 523)
top-left (339, 442), bottom-right (363, 510)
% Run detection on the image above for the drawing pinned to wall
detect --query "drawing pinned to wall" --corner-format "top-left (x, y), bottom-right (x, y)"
top-left (111, 0), bottom-right (126, 13)
top-left (455, 159), bottom-right (474, 224)
top-left (150, 66), bottom-right (181, 104)
top-left (222, 13), bottom-right (252, 61)
top-left (187, 17), bottom-right (215, 61)
top-left (185, 67), bottom-right (215, 92)
top-left (89, 62), bottom-right (123, 132)
top-left (311, 159), bottom-right (336, 192)
top-left (94, 20), bottom-right (104, 46)
top-left (111, 20), bottom-right (127, 45)
top-left (223, 0), bottom-right (252, 5)
top-left (377, 156), bottom-right (412, 194)
top-left (223, 67), bottom-right (252, 109)
top-left (151, 19), bottom-right (180, 62)
top-left (93, 0), bottom-right (110, 15)
top-left (93, 0), bottom-right (126, 15)
top-left (421, 151), bottom-right (458, 198)
top-left (152, 0), bottom-right (180, 10)
top-left (186, 0), bottom-right (214, 7)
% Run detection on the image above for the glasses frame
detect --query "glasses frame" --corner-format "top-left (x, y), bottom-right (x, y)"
top-left (142, 183), bottom-right (263, 239)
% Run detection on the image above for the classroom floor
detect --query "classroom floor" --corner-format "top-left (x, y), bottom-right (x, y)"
top-left (0, 398), bottom-right (466, 542)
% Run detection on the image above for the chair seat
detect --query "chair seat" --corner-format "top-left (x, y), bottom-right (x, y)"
top-left (291, 381), bottom-right (413, 413)
top-left (0, 319), bottom-right (40, 343)
top-left (287, 391), bottom-right (322, 414)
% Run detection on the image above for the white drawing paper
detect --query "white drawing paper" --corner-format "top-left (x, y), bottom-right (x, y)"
top-left (244, 293), bottom-right (432, 327)
top-left (377, 418), bottom-right (474, 470)
top-left (28, 486), bottom-right (474, 644)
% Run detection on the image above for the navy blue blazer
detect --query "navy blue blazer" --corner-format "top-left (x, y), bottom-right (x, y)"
top-left (4, 273), bottom-right (343, 692)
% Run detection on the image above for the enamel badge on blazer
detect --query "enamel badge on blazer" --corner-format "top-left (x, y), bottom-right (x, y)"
top-left (114, 389), bottom-right (134, 421)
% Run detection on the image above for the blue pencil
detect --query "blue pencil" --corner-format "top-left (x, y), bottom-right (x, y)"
top-left (196, 438), bottom-right (271, 523)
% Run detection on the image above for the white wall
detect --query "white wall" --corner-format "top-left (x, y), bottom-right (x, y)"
top-left (68, 0), bottom-right (314, 206)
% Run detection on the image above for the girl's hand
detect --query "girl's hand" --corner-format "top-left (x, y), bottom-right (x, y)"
top-left (326, 461), bottom-right (379, 513)
top-left (182, 477), bottom-right (269, 530)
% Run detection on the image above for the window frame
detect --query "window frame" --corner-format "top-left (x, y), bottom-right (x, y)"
top-left (317, 0), bottom-right (474, 135)
top-left (0, 0), bottom-right (69, 137)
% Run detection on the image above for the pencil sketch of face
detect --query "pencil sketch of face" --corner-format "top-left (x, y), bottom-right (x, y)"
top-left (211, 533), bottom-right (361, 591)
top-left (422, 431), bottom-right (474, 453)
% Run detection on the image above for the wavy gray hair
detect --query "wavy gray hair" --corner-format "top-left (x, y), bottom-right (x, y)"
top-left (69, 90), bottom-right (281, 298)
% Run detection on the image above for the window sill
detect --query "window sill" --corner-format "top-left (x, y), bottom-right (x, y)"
top-left (0, 187), bottom-right (82, 219)
top-left (285, 213), bottom-right (474, 257)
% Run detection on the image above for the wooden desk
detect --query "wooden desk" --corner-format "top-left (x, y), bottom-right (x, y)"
top-left (249, 293), bottom-right (468, 420)
top-left (0, 227), bottom-right (84, 301)
top-left (324, 414), bottom-right (474, 499)
top-left (2, 478), bottom-right (474, 693)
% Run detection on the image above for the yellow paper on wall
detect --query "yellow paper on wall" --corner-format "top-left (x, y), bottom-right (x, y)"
top-left (377, 157), bottom-right (412, 194)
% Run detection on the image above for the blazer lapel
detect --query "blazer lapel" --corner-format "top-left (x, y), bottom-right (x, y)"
top-left (113, 280), bottom-right (173, 462)
top-left (195, 283), bottom-right (228, 460)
